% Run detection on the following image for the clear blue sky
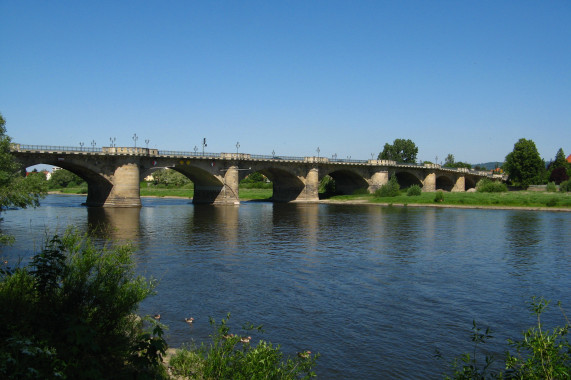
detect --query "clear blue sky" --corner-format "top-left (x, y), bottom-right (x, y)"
top-left (2, 1), bottom-right (570, 165)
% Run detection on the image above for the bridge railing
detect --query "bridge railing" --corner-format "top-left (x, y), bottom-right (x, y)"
top-left (157, 150), bottom-right (221, 158)
top-left (13, 144), bottom-right (103, 153)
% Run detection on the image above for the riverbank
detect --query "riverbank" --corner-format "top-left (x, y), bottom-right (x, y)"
top-left (49, 188), bottom-right (571, 211)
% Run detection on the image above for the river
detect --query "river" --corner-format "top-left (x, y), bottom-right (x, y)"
top-left (1, 194), bottom-right (570, 378)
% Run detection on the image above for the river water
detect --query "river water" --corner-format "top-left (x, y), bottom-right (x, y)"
top-left (1, 194), bottom-right (570, 378)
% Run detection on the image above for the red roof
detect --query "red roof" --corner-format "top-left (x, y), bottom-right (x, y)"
top-left (567, 154), bottom-right (571, 163)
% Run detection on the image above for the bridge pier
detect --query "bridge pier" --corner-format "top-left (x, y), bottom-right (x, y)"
top-left (293, 167), bottom-right (319, 202)
top-left (98, 163), bottom-right (142, 207)
top-left (193, 165), bottom-right (240, 204)
top-left (452, 175), bottom-right (465, 192)
top-left (368, 171), bottom-right (389, 193)
top-left (422, 172), bottom-right (436, 192)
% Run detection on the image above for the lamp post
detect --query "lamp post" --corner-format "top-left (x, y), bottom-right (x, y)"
top-left (332, 153), bottom-right (337, 160)
top-left (79, 142), bottom-right (84, 151)
top-left (316, 147), bottom-right (320, 158)
top-left (202, 138), bottom-right (207, 155)
top-left (145, 139), bottom-right (150, 149)
top-left (91, 140), bottom-right (96, 150)
top-left (194, 146), bottom-right (198, 155)
top-left (236, 142), bottom-right (240, 154)
top-left (132, 134), bottom-right (138, 148)
top-left (272, 149), bottom-right (275, 158)
top-left (109, 137), bottom-right (116, 147)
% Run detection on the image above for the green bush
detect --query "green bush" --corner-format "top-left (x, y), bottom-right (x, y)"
top-left (0, 230), bottom-right (167, 379)
top-left (374, 177), bottom-right (400, 197)
top-left (546, 181), bottom-right (557, 192)
top-left (545, 197), bottom-right (558, 207)
top-left (406, 185), bottom-right (422, 196)
top-left (434, 191), bottom-right (444, 202)
top-left (441, 297), bottom-right (570, 379)
top-left (476, 178), bottom-right (508, 193)
top-left (560, 180), bottom-right (571, 192)
top-left (169, 313), bottom-right (318, 379)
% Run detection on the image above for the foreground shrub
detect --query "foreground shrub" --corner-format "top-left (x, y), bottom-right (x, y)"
top-left (434, 191), bottom-right (444, 202)
top-left (0, 230), bottom-right (167, 379)
top-left (441, 297), bottom-right (570, 379)
top-left (476, 178), bottom-right (508, 193)
top-left (169, 313), bottom-right (319, 379)
top-left (374, 177), bottom-right (400, 197)
top-left (406, 185), bottom-right (422, 196)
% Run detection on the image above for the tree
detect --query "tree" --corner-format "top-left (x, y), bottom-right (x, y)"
top-left (48, 168), bottom-right (85, 189)
top-left (378, 138), bottom-right (418, 163)
top-left (150, 168), bottom-right (191, 187)
top-left (503, 138), bottom-right (545, 189)
top-left (548, 148), bottom-right (570, 184)
top-left (0, 112), bottom-right (46, 209)
top-left (444, 154), bottom-right (455, 167)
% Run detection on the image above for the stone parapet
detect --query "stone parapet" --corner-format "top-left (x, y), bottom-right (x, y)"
top-left (102, 147), bottom-right (158, 155)
top-left (220, 153), bottom-right (252, 160)
top-left (304, 157), bottom-right (329, 163)
top-left (368, 159), bottom-right (397, 165)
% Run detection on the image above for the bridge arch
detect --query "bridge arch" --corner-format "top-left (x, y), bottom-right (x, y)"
top-left (243, 166), bottom-right (306, 202)
top-left (393, 170), bottom-right (423, 189)
top-left (436, 174), bottom-right (455, 191)
top-left (320, 169), bottom-right (369, 195)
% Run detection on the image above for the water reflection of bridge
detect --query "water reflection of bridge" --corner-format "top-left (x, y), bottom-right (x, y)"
top-left (12, 144), bottom-right (492, 207)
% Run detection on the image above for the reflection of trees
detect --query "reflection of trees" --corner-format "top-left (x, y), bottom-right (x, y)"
top-left (87, 207), bottom-right (141, 242)
top-left (504, 211), bottom-right (542, 268)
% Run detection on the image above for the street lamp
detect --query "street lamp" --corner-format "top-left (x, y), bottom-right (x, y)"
top-left (109, 137), bottom-right (116, 147)
top-left (332, 153), bottom-right (337, 160)
top-left (236, 141), bottom-right (240, 154)
top-left (91, 140), bottom-right (96, 150)
top-left (133, 133), bottom-right (138, 148)
top-left (272, 149), bottom-right (275, 158)
top-left (145, 139), bottom-right (150, 149)
top-left (194, 146), bottom-right (198, 155)
top-left (316, 147), bottom-right (320, 158)
top-left (79, 142), bottom-right (84, 151)
top-left (202, 138), bottom-right (207, 155)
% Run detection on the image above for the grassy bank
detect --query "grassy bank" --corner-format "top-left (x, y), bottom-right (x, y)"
top-left (330, 190), bottom-right (571, 209)
top-left (51, 187), bottom-right (571, 209)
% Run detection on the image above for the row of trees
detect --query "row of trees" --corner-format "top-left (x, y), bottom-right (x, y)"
top-left (378, 137), bottom-right (570, 189)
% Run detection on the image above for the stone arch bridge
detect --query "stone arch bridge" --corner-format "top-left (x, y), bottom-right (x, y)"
top-left (11, 144), bottom-right (492, 207)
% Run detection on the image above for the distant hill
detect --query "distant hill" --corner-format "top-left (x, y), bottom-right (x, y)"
top-left (472, 162), bottom-right (503, 170)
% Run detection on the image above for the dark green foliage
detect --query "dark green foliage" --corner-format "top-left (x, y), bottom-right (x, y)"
top-left (169, 313), bottom-right (319, 379)
top-left (406, 184), bottom-right (422, 196)
top-left (442, 297), bottom-right (570, 379)
top-left (549, 167), bottom-right (569, 185)
top-left (378, 138), bottom-right (419, 163)
top-left (48, 169), bottom-right (85, 189)
top-left (0, 230), bottom-right (167, 379)
top-left (0, 113), bottom-right (46, 209)
top-left (434, 190), bottom-right (444, 202)
top-left (476, 178), bottom-right (508, 193)
top-left (374, 176), bottom-right (400, 197)
top-left (319, 175), bottom-right (336, 195)
top-left (560, 180), bottom-right (571, 192)
top-left (504, 138), bottom-right (545, 189)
